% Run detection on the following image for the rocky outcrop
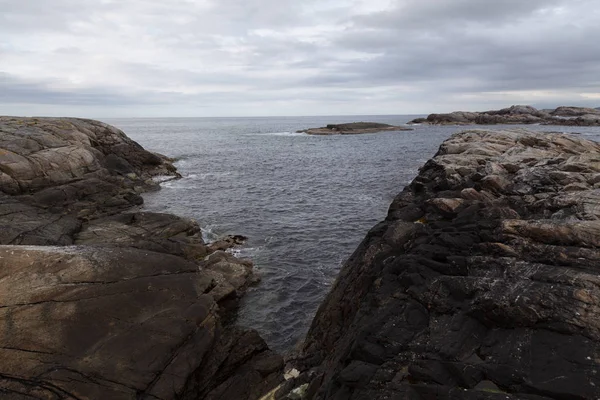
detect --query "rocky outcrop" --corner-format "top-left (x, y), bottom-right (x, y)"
top-left (0, 117), bottom-right (283, 399)
top-left (411, 105), bottom-right (600, 126)
top-left (552, 106), bottom-right (600, 117)
top-left (278, 129), bottom-right (600, 399)
top-left (0, 246), bottom-right (282, 400)
top-left (298, 122), bottom-right (412, 135)
top-left (0, 116), bottom-right (180, 247)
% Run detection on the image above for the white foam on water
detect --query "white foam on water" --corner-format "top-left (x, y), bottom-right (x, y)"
top-left (201, 226), bottom-right (219, 243)
top-left (152, 175), bottom-right (179, 184)
top-left (197, 171), bottom-right (234, 179)
top-left (227, 247), bottom-right (260, 258)
top-left (255, 131), bottom-right (307, 137)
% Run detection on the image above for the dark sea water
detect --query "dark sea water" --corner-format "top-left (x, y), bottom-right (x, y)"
top-left (104, 116), bottom-right (600, 353)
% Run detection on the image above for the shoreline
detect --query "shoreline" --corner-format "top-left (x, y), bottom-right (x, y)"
top-left (0, 116), bottom-right (284, 399)
top-left (2, 118), bottom-right (600, 399)
top-left (410, 104), bottom-right (600, 126)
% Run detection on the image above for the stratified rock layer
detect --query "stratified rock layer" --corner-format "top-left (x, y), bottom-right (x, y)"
top-left (410, 105), bottom-right (600, 126)
top-left (0, 117), bottom-right (282, 399)
top-left (289, 129), bottom-right (600, 399)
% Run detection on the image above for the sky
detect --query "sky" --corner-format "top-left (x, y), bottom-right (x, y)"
top-left (1, 0), bottom-right (599, 117)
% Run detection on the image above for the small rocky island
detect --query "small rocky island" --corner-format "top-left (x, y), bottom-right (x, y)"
top-left (410, 105), bottom-right (600, 126)
top-left (298, 122), bottom-right (412, 135)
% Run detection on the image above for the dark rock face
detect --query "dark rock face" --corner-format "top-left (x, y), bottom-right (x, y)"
top-left (0, 117), bottom-right (282, 399)
top-left (284, 129), bottom-right (600, 399)
top-left (411, 105), bottom-right (600, 126)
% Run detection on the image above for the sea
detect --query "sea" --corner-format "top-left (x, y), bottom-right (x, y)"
top-left (104, 115), bottom-right (600, 353)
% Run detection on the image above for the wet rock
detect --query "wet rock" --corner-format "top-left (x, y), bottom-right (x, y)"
top-left (290, 129), bottom-right (600, 399)
top-left (208, 234), bottom-right (248, 252)
top-left (202, 251), bottom-right (258, 303)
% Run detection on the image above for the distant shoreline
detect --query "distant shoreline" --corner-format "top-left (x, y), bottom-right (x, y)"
top-left (409, 105), bottom-right (600, 126)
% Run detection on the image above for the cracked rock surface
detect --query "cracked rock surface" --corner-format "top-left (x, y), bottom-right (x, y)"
top-left (282, 129), bottom-right (600, 400)
top-left (0, 117), bottom-right (282, 399)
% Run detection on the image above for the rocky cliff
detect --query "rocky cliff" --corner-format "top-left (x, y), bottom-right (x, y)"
top-left (410, 105), bottom-right (600, 126)
top-left (0, 117), bottom-right (283, 399)
top-left (275, 128), bottom-right (600, 399)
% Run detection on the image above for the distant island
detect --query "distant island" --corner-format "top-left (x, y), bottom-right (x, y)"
top-left (298, 122), bottom-right (413, 135)
top-left (409, 105), bottom-right (600, 126)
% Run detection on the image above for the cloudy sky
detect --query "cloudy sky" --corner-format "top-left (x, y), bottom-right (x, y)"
top-left (1, 0), bottom-right (599, 117)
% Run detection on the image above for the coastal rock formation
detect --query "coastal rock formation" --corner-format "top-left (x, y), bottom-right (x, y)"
top-left (0, 117), bottom-right (282, 399)
top-left (279, 129), bottom-right (600, 399)
top-left (411, 105), bottom-right (600, 126)
top-left (0, 246), bottom-right (281, 400)
top-left (75, 211), bottom-right (210, 260)
top-left (298, 122), bottom-right (412, 135)
top-left (552, 106), bottom-right (600, 117)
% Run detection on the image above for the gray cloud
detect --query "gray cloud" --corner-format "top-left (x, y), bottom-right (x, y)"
top-left (0, 72), bottom-right (181, 109)
top-left (0, 0), bottom-right (599, 116)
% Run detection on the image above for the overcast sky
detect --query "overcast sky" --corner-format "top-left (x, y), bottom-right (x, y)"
top-left (1, 0), bottom-right (599, 117)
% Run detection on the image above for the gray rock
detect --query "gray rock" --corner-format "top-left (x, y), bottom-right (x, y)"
top-left (410, 105), bottom-right (600, 126)
top-left (75, 211), bottom-right (209, 261)
top-left (551, 106), bottom-right (600, 117)
top-left (298, 122), bottom-right (412, 135)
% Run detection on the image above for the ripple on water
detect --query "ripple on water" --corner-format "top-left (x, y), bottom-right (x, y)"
top-left (106, 116), bottom-right (600, 353)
